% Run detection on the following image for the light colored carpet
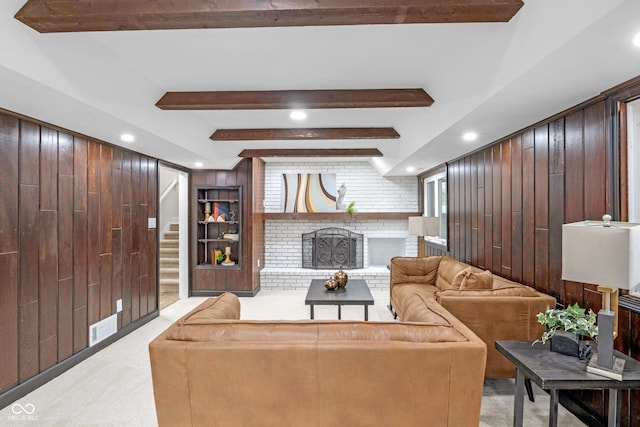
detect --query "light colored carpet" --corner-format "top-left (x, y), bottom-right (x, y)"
top-left (0, 290), bottom-right (586, 426)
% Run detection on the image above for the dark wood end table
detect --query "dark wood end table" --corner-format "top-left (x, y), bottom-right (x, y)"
top-left (495, 340), bottom-right (640, 427)
top-left (304, 279), bottom-right (374, 321)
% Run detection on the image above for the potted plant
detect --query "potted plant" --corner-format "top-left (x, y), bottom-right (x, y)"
top-left (215, 250), bottom-right (225, 265)
top-left (535, 303), bottom-right (598, 358)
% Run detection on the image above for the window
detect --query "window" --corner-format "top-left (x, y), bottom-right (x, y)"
top-left (422, 170), bottom-right (447, 245)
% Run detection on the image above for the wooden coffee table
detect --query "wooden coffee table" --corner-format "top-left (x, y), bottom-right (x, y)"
top-left (305, 279), bottom-right (374, 321)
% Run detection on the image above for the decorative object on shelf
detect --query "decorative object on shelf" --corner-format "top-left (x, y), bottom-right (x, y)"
top-left (222, 246), bottom-right (234, 265)
top-left (336, 182), bottom-right (347, 211)
top-left (324, 277), bottom-right (339, 290)
top-left (346, 201), bottom-right (356, 214)
top-left (562, 215), bottom-right (640, 379)
top-left (213, 249), bottom-right (224, 265)
top-left (334, 266), bottom-right (348, 288)
top-left (204, 201), bottom-right (212, 222)
top-left (214, 202), bottom-right (229, 221)
top-left (229, 210), bottom-right (236, 222)
top-left (208, 215), bottom-right (215, 223)
top-left (535, 303), bottom-right (597, 358)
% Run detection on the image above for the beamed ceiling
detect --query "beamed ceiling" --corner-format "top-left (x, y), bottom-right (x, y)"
top-left (2, 0), bottom-right (639, 175)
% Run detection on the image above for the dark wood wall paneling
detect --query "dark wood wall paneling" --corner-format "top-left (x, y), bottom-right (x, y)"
top-left (0, 111), bottom-right (158, 397)
top-left (191, 159), bottom-right (259, 294)
top-left (446, 97), bottom-right (640, 425)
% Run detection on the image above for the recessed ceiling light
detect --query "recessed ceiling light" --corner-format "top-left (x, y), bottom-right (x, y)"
top-left (634, 32), bottom-right (640, 47)
top-left (194, 162), bottom-right (203, 168)
top-left (120, 133), bottom-right (135, 143)
top-left (406, 166), bottom-right (416, 172)
top-left (290, 110), bottom-right (307, 120)
top-left (463, 132), bottom-right (478, 141)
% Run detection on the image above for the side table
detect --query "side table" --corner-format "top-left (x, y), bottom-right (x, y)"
top-left (495, 340), bottom-right (640, 427)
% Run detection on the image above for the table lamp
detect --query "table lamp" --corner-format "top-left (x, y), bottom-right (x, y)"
top-left (408, 216), bottom-right (439, 257)
top-left (561, 215), bottom-right (640, 380)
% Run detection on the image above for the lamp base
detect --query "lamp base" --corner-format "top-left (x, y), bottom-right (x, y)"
top-left (586, 354), bottom-right (625, 381)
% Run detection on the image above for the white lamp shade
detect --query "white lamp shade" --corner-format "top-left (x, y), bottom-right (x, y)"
top-left (562, 220), bottom-right (640, 290)
top-left (408, 216), bottom-right (439, 237)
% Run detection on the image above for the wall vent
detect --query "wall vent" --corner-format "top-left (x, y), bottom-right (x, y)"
top-left (89, 314), bottom-right (118, 347)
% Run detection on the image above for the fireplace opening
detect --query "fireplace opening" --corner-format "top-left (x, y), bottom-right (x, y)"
top-left (302, 227), bottom-right (363, 269)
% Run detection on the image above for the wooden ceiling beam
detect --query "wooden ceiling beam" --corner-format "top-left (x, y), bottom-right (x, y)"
top-left (15, 0), bottom-right (524, 33)
top-left (211, 127), bottom-right (400, 141)
top-left (157, 89), bottom-right (433, 110)
top-left (238, 149), bottom-right (383, 158)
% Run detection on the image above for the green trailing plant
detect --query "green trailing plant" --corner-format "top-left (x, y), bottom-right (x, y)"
top-left (346, 201), bottom-right (356, 214)
top-left (535, 303), bottom-right (598, 344)
top-left (215, 251), bottom-right (225, 263)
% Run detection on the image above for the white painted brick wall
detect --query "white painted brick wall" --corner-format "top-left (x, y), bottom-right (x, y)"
top-left (264, 161), bottom-right (418, 212)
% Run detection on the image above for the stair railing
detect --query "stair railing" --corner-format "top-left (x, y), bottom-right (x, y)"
top-left (160, 179), bottom-right (179, 205)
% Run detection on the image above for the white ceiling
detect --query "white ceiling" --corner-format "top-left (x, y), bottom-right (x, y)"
top-left (1, 0), bottom-right (639, 176)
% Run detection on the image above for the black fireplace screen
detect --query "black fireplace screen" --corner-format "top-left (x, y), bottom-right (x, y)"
top-left (302, 227), bottom-right (363, 269)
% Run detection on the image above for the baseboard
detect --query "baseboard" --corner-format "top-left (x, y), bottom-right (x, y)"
top-left (191, 287), bottom-right (260, 298)
top-left (0, 311), bottom-right (158, 411)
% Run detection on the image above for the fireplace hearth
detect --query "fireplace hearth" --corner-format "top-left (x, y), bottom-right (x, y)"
top-left (302, 227), bottom-right (363, 269)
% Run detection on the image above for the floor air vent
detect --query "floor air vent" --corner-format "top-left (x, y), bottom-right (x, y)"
top-left (89, 314), bottom-right (118, 347)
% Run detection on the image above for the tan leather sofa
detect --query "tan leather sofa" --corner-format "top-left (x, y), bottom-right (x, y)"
top-left (390, 256), bottom-right (556, 378)
top-left (150, 292), bottom-right (487, 427)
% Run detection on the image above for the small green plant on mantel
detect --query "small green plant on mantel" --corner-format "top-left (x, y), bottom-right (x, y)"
top-left (535, 303), bottom-right (598, 344)
top-left (346, 201), bottom-right (356, 214)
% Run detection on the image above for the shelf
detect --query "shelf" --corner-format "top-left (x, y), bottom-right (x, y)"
top-left (262, 212), bottom-right (421, 220)
top-left (196, 263), bottom-right (241, 270)
top-left (198, 198), bottom-right (239, 203)
top-left (198, 238), bottom-right (240, 243)
top-left (198, 221), bottom-right (240, 225)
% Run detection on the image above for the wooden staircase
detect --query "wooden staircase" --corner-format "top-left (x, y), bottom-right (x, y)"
top-left (159, 223), bottom-right (179, 309)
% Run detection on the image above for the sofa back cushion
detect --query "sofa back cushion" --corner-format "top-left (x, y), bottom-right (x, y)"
top-left (390, 256), bottom-right (442, 287)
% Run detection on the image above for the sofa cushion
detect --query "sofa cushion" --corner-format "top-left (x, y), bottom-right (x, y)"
top-left (390, 256), bottom-right (442, 287)
top-left (391, 283), bottom-right (439, 316)
top-left (434, 283), bottom-right (540, 298)
top-left (402, 293), bottom-right (453, 325)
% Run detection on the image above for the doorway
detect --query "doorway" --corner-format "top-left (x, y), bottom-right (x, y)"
top-left (158, 165), bottom-right (189, 310)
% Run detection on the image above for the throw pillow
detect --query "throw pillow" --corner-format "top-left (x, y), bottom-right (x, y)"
top-left (451, 267), bottom-right (472, 289)
top-left (459, 270), bottom-right (493, 290)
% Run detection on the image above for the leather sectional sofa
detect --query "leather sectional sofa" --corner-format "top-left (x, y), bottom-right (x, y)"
top-left (150, 292), bottom-right (487, 427)
top-left (390, 255), bottom-right (556, 378)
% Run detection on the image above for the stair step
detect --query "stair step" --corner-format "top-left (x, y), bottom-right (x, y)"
top-left (169, 223), bottom-right (179, 231)
top-left (160, 240), bottom-right (178, 248)
top-left (159, 258), bottom-right (179, 267)
top-left (160, 281), bottom-right (179, 290)
top-left (164, 230), bottom-right (179, 240)
top-left (160, 247), bottom-right (178, 254)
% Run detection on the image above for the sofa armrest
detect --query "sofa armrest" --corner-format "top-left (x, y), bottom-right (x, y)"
top-left (437, 293), bottom-right (555, 377)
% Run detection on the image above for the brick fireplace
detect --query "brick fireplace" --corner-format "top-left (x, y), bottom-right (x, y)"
top-left (259, 161), bottom-right (419, 291)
